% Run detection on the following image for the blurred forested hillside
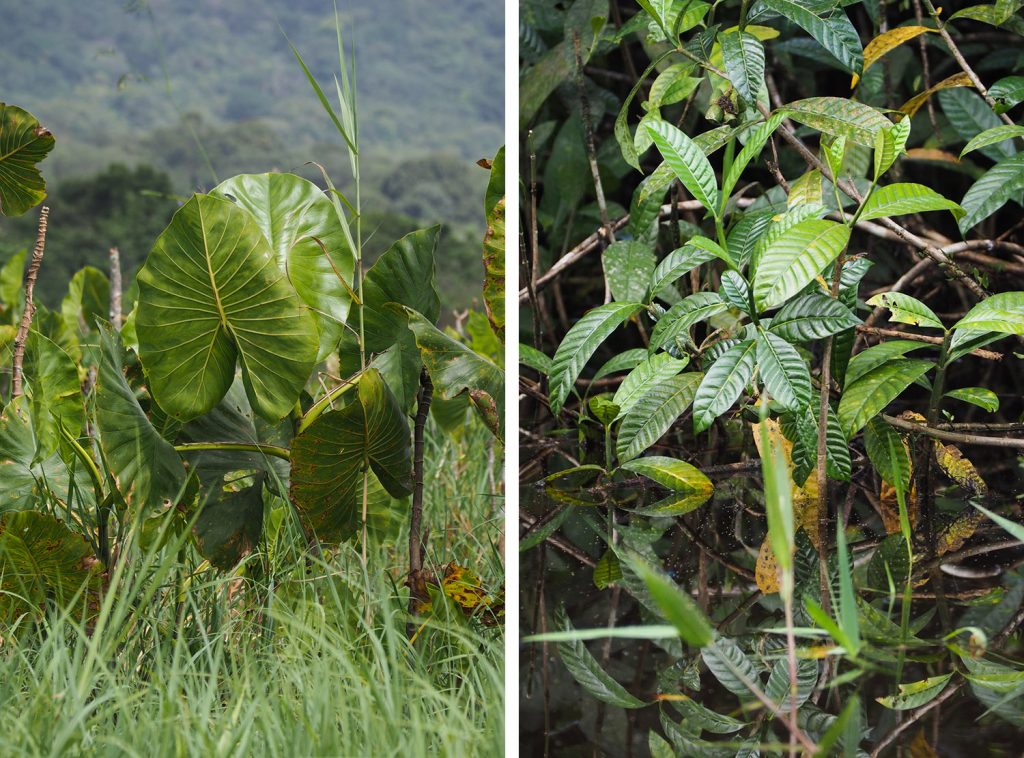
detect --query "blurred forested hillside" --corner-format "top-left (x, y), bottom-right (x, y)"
top-left (0, 0), bottom-right (503, 308)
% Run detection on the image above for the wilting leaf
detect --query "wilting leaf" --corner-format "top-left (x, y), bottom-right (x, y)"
top-left (193, 475), bottom-right (264, 570)
top-left (876, 674), bottom-right (953, 710)
top-left (756, 537), bottom-right (782, 594)
top-left (482, 146), bottom-right (505, 340)
top-left (854, 26), bottom-right (933, 87)
top-left (934, 442), bottom-right (988, 496)
top-left (0, 103), bottom-right (55, 216)
top-left (136, 194), bottom-right (318, 422)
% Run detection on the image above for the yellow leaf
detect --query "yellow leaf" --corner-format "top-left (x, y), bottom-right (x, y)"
top-left (933, 441), bottom-right (988, 496)
top-left (756, 537), bottom-right (782, 594)
top-left (903, 148), bottom-right (962, 163)
top-left (937, 510), bottom-right (985, 556)
top-left (900, 72), bottom-right (974, 117)
top-left (909, 728), bottom-right (939, 758)
top-left (853, 26), bottom-right (935, 88)
top-left (751, 417), bottom-right (820, 547)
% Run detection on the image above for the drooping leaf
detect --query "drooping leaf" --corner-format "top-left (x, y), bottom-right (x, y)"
top-left (939, 87), bottom-right (1016, 162)
top-left (554, 606), bottom-right (647, 708)
top-left (859, 183), bottom-right (964, 222)
top-left (960, 125), bottom-right (1024, 159)
top-left (647, 245), bottom-right (718, 302)
top-left (784, 97), bottom-right (889, 147)
top-left (136, 194), bottom-right (319, 422)
top-left (617, 372), bottom-right (702, 461)
top-left (289, 369), bottom-right (412, 542)
top-left (403, 309), bottom-right (505, 438)
top-left (837, 359), bottom-right (933, 439)
top-left (645, 119), bottom-right (719, 216)
top-left (548, 302), bottom-right (643, 415)
top-left (482, 146), bottom-right (506, 339)
top-left (213, 173), bottom-right (355, 361)
top-left (899, 72), bottom-right (973, 118)
top-left (866, 292), bottom-right (945, 330)
top-left (604, 241), bottom-right (657, 304)
top-left (752, 219), bottom-right (851, 311)
top-left (96, 322), bottom-right (187, 514)
top-left (854, 26), bottom-right (933, 88)
top-left (844, 340), bottom-right (928, 386)
top-left (0, 103), bottom-right (55, 216)
top-left (692, 340), bottom-right (757, 433)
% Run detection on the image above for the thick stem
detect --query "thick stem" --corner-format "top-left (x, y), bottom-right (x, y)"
top-left (173, 441), bottom-right (291, 460)
top-left (109, 246), bottom-right (122, 330)
top-left (11, 206), bottom-right (49, 399)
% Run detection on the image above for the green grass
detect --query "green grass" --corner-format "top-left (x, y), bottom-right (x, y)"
top-left (0, 421), bottom-right (504, 757)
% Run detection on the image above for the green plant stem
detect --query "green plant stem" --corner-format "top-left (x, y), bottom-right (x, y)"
top-left (297, 373), bottom-right (362, 434)
top-left (173, 442), bottom-right (291, 460)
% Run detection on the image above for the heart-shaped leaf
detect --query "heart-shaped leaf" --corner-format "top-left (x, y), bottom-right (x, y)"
top-left (0, 103), bottom-right (55, 216)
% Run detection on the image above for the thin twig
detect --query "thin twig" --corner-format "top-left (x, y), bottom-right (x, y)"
top-left (883, 413), bottom-right (1024, 449)
top-left (11, 206), bottom-right (49, 399)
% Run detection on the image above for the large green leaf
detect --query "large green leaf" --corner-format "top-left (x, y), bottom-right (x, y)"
top-left (0, 103), bottom-right (55, 216)
top-left (768, 293), bottom-right (860, 341)
top-left (612, 353), bottom-right (689, 419)
top-left (693, 340), bottom-right (757, 433)
top-left (617, 372), bottom-right (702, 461)
top-left (644, 119), bottom-right (719, 216)
top-left (953, 291), bottom-right (1024, 337)
top-left (960, 125), bottom-right (1024, 159)
top-left (403, 309), bottom-right (505, 438)
top-left (603, 241), bottom-right (657, 304)
top-left (0, 510), bottom-right (103, 622)
top-left (844, 340), bottom-right (928, 387)
top-left (290, 369), bottom-right (411, 542)
top-left (757, 331), bottom-right (812, 412)
top-left (752, 219), bottom-right (850, 311)
top-left (701, 635), bottom-right (761, 699)
top-left (765, 657), bottom-right (819, 711)
top-left (213, 173), bottom-right (355, 361)
top-left (22, 331), bottom-right (84, 463)
top-left (194, 475), bottom-right (265, 570)
top-left (136, 193), bottom-right (318, 422)
top-left (784, 97), bottom-right (889, 147)
top-left (649, 292), bottom-right (728, 352)
top-left (958, 154), bottom-right (1024, 232)
top-left (760, 1), bottom-right (863, 73)
top-left (619, 455), bottom-right (712, 496)
top-left (96, 322), bottom-right (187, 514)
top-left (548, 302), bottom-right (643, 415)
top-left (360, 226), bottom-right (441, 353)
top-left (837, 359), bottom-right (933, 439)
top-left (864, 416), bottom-right (911, 491)
top-left (859, 183), bottom-right (964, 222)
top-left (60, 266), bottom-right (110, 334)
top-left (554, 606), bottom-right (647, 708)
top-left (720, 30), bottom-right (765, 107)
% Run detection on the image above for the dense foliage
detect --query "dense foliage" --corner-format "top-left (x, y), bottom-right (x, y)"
top-left (519, 1), bottom-right (1024, 755)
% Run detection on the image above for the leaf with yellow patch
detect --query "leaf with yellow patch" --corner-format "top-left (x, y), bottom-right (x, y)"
top-left (756, 537), bottom-right (782, 594)
top-left (899, 72), bottom-right (974, 118)
top-left (854, 26), bottom-right (935, 88)
top-left (937, 510), bottom-right (985, 556)
top-left (933, 441), bottom-right (988, 496)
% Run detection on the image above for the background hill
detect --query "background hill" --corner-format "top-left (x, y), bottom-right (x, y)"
top-left (0, 0), bottom-right (503, 309)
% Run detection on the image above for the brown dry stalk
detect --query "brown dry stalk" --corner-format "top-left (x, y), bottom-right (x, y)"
top-left (11, 206), bottom-right (50, 399)
top-left (109, 246), bottom-right (123, 330)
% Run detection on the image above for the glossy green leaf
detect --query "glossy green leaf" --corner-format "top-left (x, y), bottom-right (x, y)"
top-left (768, 293), bottom-right (860, 341)
top-left (554, 606), bottom-right (647, 708)
top-left (990, 76), bottom-right (1024, 112)
top-left (604, 241), bottom-right (657, 304)
top-left (757, 331), bottom-right (812, 412)
top-left (289, 369), bottom-right (412, 542)
top-left (953, 291), bottom-right (1024, 336)
top-left (644, 119), bottom-right (719, 216)
top-left (0, 103), bottom-right (55, 216)
top-left (765, 657), bottom-right (819, 711)
top-left (593, 348), bottom-right (648, 382)
top-left (617, 372), bottom-right (702, 461)
top-left (647, 245), bottom-right (718, 302)
top-left (753, 219), bottom-right (850, 311)
top-left (945, 386), bottom-right (999, 412)
top-left (701, 635), bottom-right (761, 699)
top-left (620, 455), bottom-right (712, 495)
top-left (693, 340), bottom-right (757, 433)
top-left (760, 1), bottom-right (863, 73)
top-left (866, 291), bottom-right (945, 330)
top-left (721, 111), bottom-right (789, 204)
top-left (876, 674), bottom-right (953, 710)
top-left (837, 359), bottom-right (933, 439)
top-left (404, 309), bottom-right (504, 438)
top-left (213, 173), bottom-right (355, 361)
top-left (720, 30), bottom-right (765, 106)
top-left (96, 322), bottom-right (187, 514)
top-left (845, 340), bottom-right (928, 386)
top-left (960, 125), bottom-right (1024, 159)
top-left (864, 416), bottom-right (911, 492)
top-left (361, 226), bottom-right (441, 353)
top-left (784, 97), bottom-right (889, 147)
top-left (548, 302), bottom-right (643, 415)
top-left (649, 292), bottom-right (728, 352)
top-left (136, 194), bottom-right (318, 422)
top-left (719, 270), bottom-right (751, 314)
top-left (519, 344), bottom-right (551, 375)
top-left (939, 87), bottom-right (1015, 162)
top-left (613, 353), bottom-right (689, 418)
top-left (859, 183), bottom-right (964, 222)
top-left (671, 696), bottom-right (747, 734)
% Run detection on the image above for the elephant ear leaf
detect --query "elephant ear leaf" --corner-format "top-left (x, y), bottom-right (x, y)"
top-left (193, 475), bottom-right (265, 570)
top-left (95, 322), bottom-right (187, 514)
top-left (135, 193), bottom-right (319, 423)
top-left (212, 173), bottom-right (355, 362)
top-left (402, 307), bottom-right (505, 439)
top-left (0, 103), bottom-right (55, 217)
top-left (290, 368), bottom-right (412, 542)
top-left (361, 226), bottom-right (441, 353)
top-left (0, 510), bottom-right (103, 623)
